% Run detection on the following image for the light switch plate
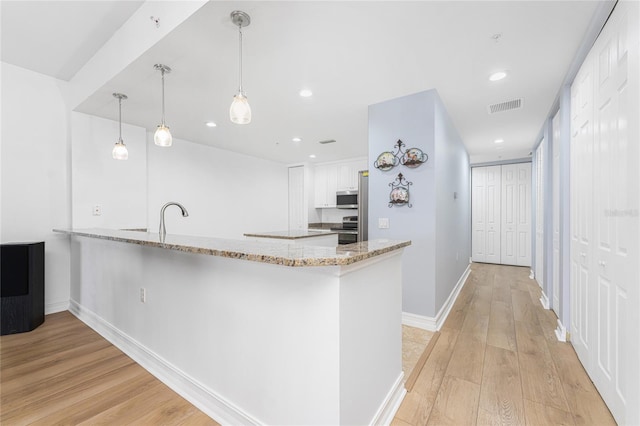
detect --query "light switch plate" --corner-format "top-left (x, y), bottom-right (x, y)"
top-left (378, 218), bottom-right (389, 229)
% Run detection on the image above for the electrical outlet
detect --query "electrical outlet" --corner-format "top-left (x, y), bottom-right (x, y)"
top-left (378, 218), bottom-right (389, 229)
top-left (140, 288), bottom-right (146, 303)
top-left (92, 205), bottom-right (102, 216)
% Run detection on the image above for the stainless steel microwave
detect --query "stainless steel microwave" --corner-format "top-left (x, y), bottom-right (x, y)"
top-left (336, 190), bottom-right (358, 209)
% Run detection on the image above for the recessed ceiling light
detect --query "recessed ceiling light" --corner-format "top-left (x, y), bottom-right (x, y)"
top-left (205, 121), bottom-right (217, 127)
top-left (299, 89), bottom-right (313, 97)
top-left (292, 137), bottom-right (302, 142)
top-left (494, 138), bottom-right (504, 144)
top-left (309, 154), bottom-right (316, 159)
top-left (489, 71), bottom-right (507, 82)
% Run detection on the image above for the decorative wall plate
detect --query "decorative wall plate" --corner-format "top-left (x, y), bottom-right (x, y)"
top-left (401, 147), bottom-right (428, 168)
top-left (374, 151), bottom-right (399, 171)
top-left (388, 173), bottom-right (413, 208)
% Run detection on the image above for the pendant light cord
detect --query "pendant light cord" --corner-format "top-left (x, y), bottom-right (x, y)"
top-left (161, 69), bottom-right (166, 125)
top-left (118, 97), bottom-right (123, 142)
top-left (238, 24), bottom-right (243, 94)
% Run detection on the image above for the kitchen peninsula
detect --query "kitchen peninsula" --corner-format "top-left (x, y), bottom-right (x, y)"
top-left (56, 228), bottom-right (410, 425)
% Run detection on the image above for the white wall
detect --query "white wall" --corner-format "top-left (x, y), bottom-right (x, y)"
top-left (368, 90), bottom-right (470, 319)
top-left (147, 135), bottom-right (288, 239)
top-left (434, 96), bottom-right (471, 311)
top-left (71, 112), bottom-right (147, 229)
top-left (1, 62), bottom-right (71, 313)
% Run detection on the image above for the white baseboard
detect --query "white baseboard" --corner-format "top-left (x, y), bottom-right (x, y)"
top-left (68, 300), bottom-right (260, 425)
top-left (529, 269), bottom-right (535, 279)
top-left (555, 319), bottom-right (567, 342)
top-left (45, 300), bottom-right (69, 315)
top-left (402, 264), bottom-right (471, 332)
top-left (402, 312), bottom-right (437, 331)
top-left (539, 292), bottom-right (550, 310)
top-left (371, 372), bottom-right (406, 426)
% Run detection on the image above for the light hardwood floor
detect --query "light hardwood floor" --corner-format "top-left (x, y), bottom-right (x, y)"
top-left (393, 262), bottom-right (617, 426)
top-left (0, 311), bottom-right (218, 425)
top-left (1, 263), bottom-right (616, 425)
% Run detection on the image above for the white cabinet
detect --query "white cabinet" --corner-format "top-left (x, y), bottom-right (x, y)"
top-left (337, 159), bottom-right (367, 191)
top-left (314, 164), bottom-right (337, 208)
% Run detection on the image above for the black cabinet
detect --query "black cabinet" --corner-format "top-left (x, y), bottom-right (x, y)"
top-left (1, 242), bottom-right (45, 335)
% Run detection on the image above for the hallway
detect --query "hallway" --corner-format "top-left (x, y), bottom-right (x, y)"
top-left (393, 263), bottom-right (616, 425)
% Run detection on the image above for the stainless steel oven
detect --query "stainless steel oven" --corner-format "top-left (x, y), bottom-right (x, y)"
top-left (331, 216), bottom-right (359, 245)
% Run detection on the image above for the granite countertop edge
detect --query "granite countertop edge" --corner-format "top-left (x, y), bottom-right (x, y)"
top-left (243, 229), bottom-right (339, 239)
top-left (54, 228), bottom-right (411, 267)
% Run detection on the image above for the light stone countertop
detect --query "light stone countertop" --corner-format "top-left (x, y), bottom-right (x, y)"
top-left (243, 229), bottom-right (338, 239)
top-left (54, 228), bottom-right (410, 267)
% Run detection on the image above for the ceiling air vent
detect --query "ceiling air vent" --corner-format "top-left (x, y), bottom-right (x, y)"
top-left (487, 98), bottom-right (523, 114)
top-left (319, 139), bottom-right (337, 144)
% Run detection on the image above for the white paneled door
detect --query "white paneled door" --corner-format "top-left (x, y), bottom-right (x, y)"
top-left (570, 2), bottom-right (639, 424)
top-left (501, 163), bottom-right (532, 267)
top-left (288, 166), bottom-right (306, 230)
top-left (472, 164), bottom-right (530, 267)
top-left (471, 166), bottom-right (501, 263)
top-left (552, 111), bottom-right (561, 314)
top-left (535, 141), bottom-right (545, 286)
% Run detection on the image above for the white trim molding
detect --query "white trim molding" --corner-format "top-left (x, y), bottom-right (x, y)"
top-left (45, 300), bottom-right (70, 315)
top-left (370, 372), bottom-right (406, 426)
top-left (402, 264), bottom-right (471, 332)
top-left (539, 292), bottom-right (550, 310)
top-left (68, 300), bottom-right (261, 425)
top-left (529, 269), bottom-right (535, 279)
top-left (555, 319), bottom-right (567, 342)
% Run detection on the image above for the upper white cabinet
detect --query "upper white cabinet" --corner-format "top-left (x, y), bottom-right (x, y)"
top-left (314, 164), bottom-right (338, 208)
top-left (314, 158), bottom-right (367, 208)
top-left (337, 159), bottom-right (368, 191)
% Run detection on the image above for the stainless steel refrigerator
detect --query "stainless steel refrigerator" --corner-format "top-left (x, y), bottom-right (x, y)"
top-left (357, 170), bottom-right (368, 242)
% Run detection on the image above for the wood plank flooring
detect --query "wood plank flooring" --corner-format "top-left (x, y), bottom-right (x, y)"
top-left (393, 262), bottom-right (616, 426)
top-left (1, 263), bottom-right (616, 425)
top-left (0, 311), bottom-right (218, 425)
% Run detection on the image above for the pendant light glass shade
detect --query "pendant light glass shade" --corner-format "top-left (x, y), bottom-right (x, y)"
top-left (154, 64), bottom-right (172, 146)
top-left (154, 124), bottom-right (172, 147)
top-left (112, 140), bottom-right (128, 160)
top-left (230, 93), bottom-right (251, 124)
top-left (112, 93), bottom-right (128, 160)
top-left (230, 11), bottom-right (251, 124)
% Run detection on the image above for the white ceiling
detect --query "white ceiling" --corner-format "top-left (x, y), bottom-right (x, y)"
top-left (2, 1), bottom-right (605, 165)
top-left (1, 0), bottom-right (144, 81)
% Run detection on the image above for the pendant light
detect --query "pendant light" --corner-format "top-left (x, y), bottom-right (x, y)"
top-left (112, 93), bottom-right (128, 160)
top-left (229, 10), bottom-right (251, 124)
top-left (154, 64), bottom-right (172, 146)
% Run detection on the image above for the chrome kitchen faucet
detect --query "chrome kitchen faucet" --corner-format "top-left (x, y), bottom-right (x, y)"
top-left (159, 202), bottom-right (189, 242)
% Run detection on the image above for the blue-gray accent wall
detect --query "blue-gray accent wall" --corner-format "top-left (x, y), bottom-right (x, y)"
top-left (368, 90), bottom-right (470, 318)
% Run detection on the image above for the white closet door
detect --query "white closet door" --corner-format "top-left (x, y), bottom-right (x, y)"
top-left (288, 166), bottom-right (306, 230)
top-left (571, 54), bottom-right (594, 366)
top-left (552, 111), bottom-right (561, 314)
top-left (472, 166), bottom-right (501, 263)
top-left (590, 4), bottom-right (638, 421)
top-left (471, 167), bottom-right (487, 262)
top-left (571, 3), bottom-right (639, 423)
top-left (485, 166), bottom-right (502, 263)
top-left (501, 163), bottom-right (531, 266)
top-left (535, 141), bottom-right (545, 285)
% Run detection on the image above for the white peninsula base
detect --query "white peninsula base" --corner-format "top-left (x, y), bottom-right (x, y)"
top-left (66, 231), bottom-right (407, 425)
